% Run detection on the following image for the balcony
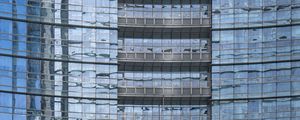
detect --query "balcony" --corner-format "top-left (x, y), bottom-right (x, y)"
top-left (118, 87), bottom-right (210, 97)
top-left (118, 27), bottom-right (211, 63)
top-left (118, 17), bottom-right (211, 28)
top-left (118, 1), bottom-right (211, 28)
top-left (118, 52), bottom-right (210, 62)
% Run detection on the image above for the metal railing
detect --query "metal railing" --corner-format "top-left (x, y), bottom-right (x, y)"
top-left (118, 17), bottom-right (211, 27)
top-left (118, 87), bottom-right (211, 97)
top-left (118, 52), bottom-right (210, 62)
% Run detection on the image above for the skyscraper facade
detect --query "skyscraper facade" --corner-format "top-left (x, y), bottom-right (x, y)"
top-left (117, 0), bottom-right (211, 119)
top-left (212, 0), bottom-right (300, 119)
top-left (0, 0), bottom-right (118, 119)
top-left (1, 0), bottom-right (299, 120)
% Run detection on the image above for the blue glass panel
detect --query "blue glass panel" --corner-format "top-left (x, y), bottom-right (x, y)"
top-left (0, 113), bottom-right (12, 120)
top-left (0, 56), bottom-right (12, 70)
top-left (0, 39), bottom-right (12, 54)
top-left (0, 2), bottom-right (12, 17)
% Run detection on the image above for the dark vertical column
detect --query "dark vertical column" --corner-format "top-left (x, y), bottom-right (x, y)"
top-left (60, 0), bottom-right (69, 119)
top-left (26, 1), bottom-right (41, 119)
top-left (11, 1), bottom-right (17, 120)
top-left (40, 0), bottom-right (55, 119)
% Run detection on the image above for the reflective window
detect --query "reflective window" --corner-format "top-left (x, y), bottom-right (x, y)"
top-left (0, 0), bottom-right (118, 119)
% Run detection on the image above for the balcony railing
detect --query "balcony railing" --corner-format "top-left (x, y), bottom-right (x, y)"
top-left (118, 87), bottom-right (210, 97)
top-left (118, 52), bottom-right (210, 62)
top-left (118, 17), bottom-right (211, 27)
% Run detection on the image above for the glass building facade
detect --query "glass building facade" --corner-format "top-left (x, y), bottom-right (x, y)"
top-left (0, 0), bottom-right (118, 119)
top-left (117, 0), bottom-right (211, 119)
top-left (212, 0), bottom-right (300, 119)
top-left (2, 0), bottom-right (299, 120)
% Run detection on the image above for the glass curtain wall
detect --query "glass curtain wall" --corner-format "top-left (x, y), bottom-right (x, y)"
top-left (0, 0), bottom-right (118, 119)
top-left (118, 63), bottom-right (210, 97)
top-left (117, 99), bottom-right (209, 120)
top-left (117, 0), bottom-right (211, 119)
top-left (212, 0), bottom-right (300, 119)
top-left (118, 0), bottom-right (210, 26)
top-left (118, 29), bottom-right (210, 62)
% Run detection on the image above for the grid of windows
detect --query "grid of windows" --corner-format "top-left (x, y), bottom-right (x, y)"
top-left (118, 0), bottom-right (210, 26)
top-left (0, 93), bottom-right (118, 120)
top-left (212, 0), bottom-right (300, 120)
top-left (117, 99), bottom-right (209, 120)
top-left (212, 61), bottom-right (300, 100)
top-left (0, 0), bottom-right (118, 119)
top-left (212, 0), bottom-right (300, 28)
top-left (212, 26), bottom-right (300, 64)
top-left (0, 19), bottom-right (118, 63)
top-left (118, 64), bottom-right (209, 96)
top-left (118, 104), bottom-right (208, 120)
top-left (0, 0), bottom-right (117, 27)
top-left (118, 29), bottom-right (210, 62)
top-left (118, 0), bottom-right (211, 119)
top-left (0, 56), bottom-right (118, 98)
top-left (212, 98), bottom-right (300, 120)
